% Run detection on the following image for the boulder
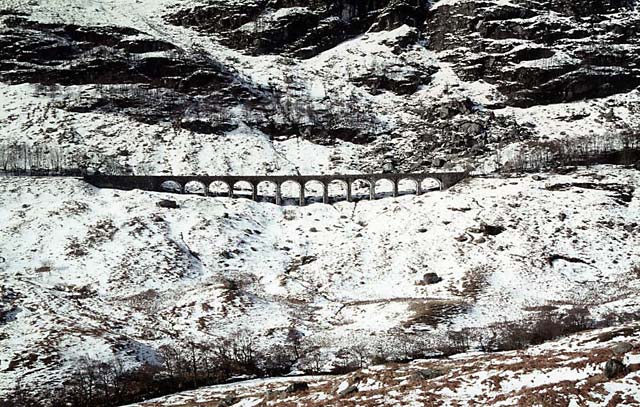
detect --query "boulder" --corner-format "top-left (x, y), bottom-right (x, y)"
top-left (157, 199), bottom-right (179, 209)
top-left (603, 359), bottom-right (626, 379)
top-left (218, 395), bottom-right (239, 407)
top-left (473, 236), bottom-right (487, 244)
top-left (612, 342), bottom-right (633, 356)
top-left (480, 223), bottom-right (505, 236)
top-left (422, 273), bottom-right (442, 285)
top-left (432, 158), bottom-right (446, 168)
top-left (285, 382), bottom-right (309, 393)
top-left (412, 368), bottom-right (445, 380)
top-left (459, 122), bottom-right (483, 136)
top-left (337, 385), bottom-right (358, 398)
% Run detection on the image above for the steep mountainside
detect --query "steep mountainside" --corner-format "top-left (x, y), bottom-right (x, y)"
top-left (0, 0), bottom-right (638, 174)
top-left (0, 0), bottom-right (640, 402)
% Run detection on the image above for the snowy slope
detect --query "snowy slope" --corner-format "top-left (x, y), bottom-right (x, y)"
top-left (0, 0), bottom-right (639, 401)
top-left (1, 166), bottom-right (639, 394)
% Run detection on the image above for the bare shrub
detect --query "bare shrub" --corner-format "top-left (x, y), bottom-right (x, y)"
top-left (503, 132), bottom-right (640, 173)
top-left (477, 308), bottom-right (596, 352)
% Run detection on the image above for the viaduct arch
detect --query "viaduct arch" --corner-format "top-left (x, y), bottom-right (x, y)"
top-left (84, 172), bottom-right (468, 206)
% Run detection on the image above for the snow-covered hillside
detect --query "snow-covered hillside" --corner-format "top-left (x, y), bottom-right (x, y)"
top-left (0, 0), bottom-right (638, 174)
top-left (1, 0), bottom-right (640, 403)
top-left (1, 166), bottom-right (639, 395)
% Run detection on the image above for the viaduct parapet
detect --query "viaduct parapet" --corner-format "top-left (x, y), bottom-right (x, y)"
top-left (84, 172), bottom-right (468, 205)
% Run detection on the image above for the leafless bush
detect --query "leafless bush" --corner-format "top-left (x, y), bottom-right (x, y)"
top-left (0, 142), bottom-right (129, 175)
top-left (333, 343), bottom-right (371, 373)
top-left (0, 143), bottom-right (66, 175)
top-left (503, 131), bottom-right (640, 173)
top-left (474, 308), bottom-right (596, 352)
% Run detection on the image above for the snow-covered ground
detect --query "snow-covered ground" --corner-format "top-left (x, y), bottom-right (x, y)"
top-left (1, 166), bottom-right (639, 393)
top-left (124, 321), bottom-right (640, 406)
top-left (1, 0), bottom-right (639, 402)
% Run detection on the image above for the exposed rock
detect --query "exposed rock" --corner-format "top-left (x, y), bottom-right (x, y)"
top-left (432, 158), bottom-right (446, 168)
top-left (455, 234), bottom-right (468, 242)
top-left (480, 223), bottom-right (505, 236)
top-left (116, 37), bottom-right (176, 53)
top-left (412, 368), bottom-right (445, 380)
top-left (474, 236), bottom-right (487, 244)
top-left (167, 0), bottom-right (429, 59)
top-left (0, 16), bottom-right (270, 134)
top-left (352, 66), bottom-right (436, 95)
top-left (218, 395), bottom-right (239, 407)
top-left (157, 199), bottom-right (179, 209)
top-left (337, 384), bottom-right (359, 397)
top-left (422, 272), bottom-right (442, 285)
top-left (426, 0), bottom-right (640, 107)
top-left (285, 382), bottom-right (309, 393)
top-left (603, 358), bottom-right (626, 379)
top-left (612, 342), bottom-right (634, 356)
top-left (459, 122), bottom-right (483, 136)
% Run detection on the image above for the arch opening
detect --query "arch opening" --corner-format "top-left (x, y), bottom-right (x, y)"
top-left (304, 180), bottom-right (325, 204)
top-left (374, 178), bottom-right (395, 199)
top-left (161, 180), bottom-right (182, 193)
top-left (257, 180), bottom-right (277, 203)
top-left (184, 180), bottom-right (207, 195)
top-left (209, 180), bottom-right (230, 197)
top-left (351, 179), bottom-right (372, 200)
top-left (328, 179), bottom-right (348, 202)
top-left (232, 181), bottom-right (253, 199)
top-left (280, 180), bottom-right (301, 205)
top-left (399, 178), bottom-right (418, 195)
top-left (420, 178), bottom-right (442, 192)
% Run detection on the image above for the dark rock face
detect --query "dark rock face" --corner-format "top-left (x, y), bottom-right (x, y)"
top-left (352, 64), bottom-right (438, 95)
top-left (425, 0), bottom-right (640, 107)
top-left (1, 0), bottom-right (638, 161)
top-left (0, 15), bottom-right (273, 133)
top-left (167, 0), bottom-right (429, 58)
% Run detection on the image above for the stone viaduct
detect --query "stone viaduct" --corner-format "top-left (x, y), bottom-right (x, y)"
top-left (84, 172), bottom-right (468, 205)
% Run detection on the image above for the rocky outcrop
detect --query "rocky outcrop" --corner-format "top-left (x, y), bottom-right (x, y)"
top-left (0, 15), bottom-right (272, 133)
top-left (1, 0), bottom-right (638, 165)
top-left (167, 0), bottom-right (429, 58)
top-left (426, 0), bottom-right (640, 107)
top-left (352, 66), bottom-right (436, 95)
